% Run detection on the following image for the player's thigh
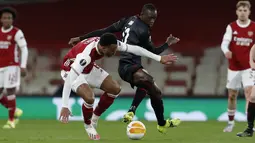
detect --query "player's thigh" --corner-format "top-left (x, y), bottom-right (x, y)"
top-left (0, 68), bottom-right (4, 89)
top-left (3, 66), bottom-right (20, 89)
top-left (118, 63), bottom-right (143, 88)
top-left (86, 65), bottom-right (109, 89)
top-left (100, 75), bottom-right (121, 96)
top-left (250, 86), bottom-right (255, 101)
top-left (241, 68), bottom-right (254, 88)
top-left (62, 70), bottom-right (95, 103)
top-left (226, 69), bottom-right (242, 90)
top-left (241, 68), bottom-right (253, 96)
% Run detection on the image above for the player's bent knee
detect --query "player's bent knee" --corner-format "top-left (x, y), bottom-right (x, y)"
top-left (228, 94), bottom-right (237, 100)
top-left (76, 84), bottom-right (95, 105)
top-left (6, 88), bottom-right (16, 95)
top-left (109, 81), bottom-right (121, 96)
top-left (0, 88), bottom-right (3, 94)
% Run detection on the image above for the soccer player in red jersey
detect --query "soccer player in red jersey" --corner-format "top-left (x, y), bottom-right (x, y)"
top-left (221, 1), bottom-right (255, 132)
top-left (0, 7), bottom-right (28, 129)
top-left (58, 33), bottom-right (178, 140)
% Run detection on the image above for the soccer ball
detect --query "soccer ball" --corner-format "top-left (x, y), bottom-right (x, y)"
top-left (126, 121), bottom-right (146, 140)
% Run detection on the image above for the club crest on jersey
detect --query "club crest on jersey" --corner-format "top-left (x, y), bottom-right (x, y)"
top-left (248, 31), bottom-right (253, 37)
top-left (7, 35), bottom-right (12, 40)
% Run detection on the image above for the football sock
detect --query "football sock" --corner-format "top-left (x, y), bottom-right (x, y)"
top-left (247, 102), bottom-right (255, 130)
top-left (228, 109), bottom-right (235, 124)
top-left (0, 94), bottom-right (8, 108)
top-left (7, 95), bottom-right (16, 121)
top-left (150, 97), bottom-right (165, 126)
top-left (94, 92), bottom-right (115, 116)
top-left (128, 88), bottom-right (147, 114)
top-left (82, 102), bottom-right (93, 125)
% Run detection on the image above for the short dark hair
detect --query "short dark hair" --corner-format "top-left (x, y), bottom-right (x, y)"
top-left (236, 1), bottom-right (251, 9)
top-left (0, 7), bottom-right (17, 19)
top-left (99, 33), bottom-right (117, 46)
top-left (142, 3), bottom-right (157, 13)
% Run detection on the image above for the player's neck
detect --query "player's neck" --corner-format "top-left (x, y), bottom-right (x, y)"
top-left (237, 19), bottom-right (250, 25)
top-left (96, 44), bottom-right (103, 55)
top-left (1, 25), bottom-right (13, 33)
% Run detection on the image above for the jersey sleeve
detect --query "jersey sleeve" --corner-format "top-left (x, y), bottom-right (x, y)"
top-left (15, 30), bottom-right (27, 48)
top-left (117, 40), bottom-right (161, 62)
top-left (70, 53), bottom-right (91, 75)
top-left (15, 30), bottom-right (28, 68)
top-left (79, 17), bottom-right (128, 40)
top-left (221, 25), bottom-right (232, 54)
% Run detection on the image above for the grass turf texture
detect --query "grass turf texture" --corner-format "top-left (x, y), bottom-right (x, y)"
top-left (0, 120), bottom-right (253, 143)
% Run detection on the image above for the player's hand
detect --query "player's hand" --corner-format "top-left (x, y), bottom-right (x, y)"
top-left (166, 34), bottom-right (180, 46)
top-left (21, 68), bottom-right (27, 77)
top-left (160, 54), bottom-right (178, 65)
top-left (68, 37), bottom-right (80, 46)
top-left (59, 107), bottom-right (72, 124)
top-left (225, 51), bottom-right (232, 59)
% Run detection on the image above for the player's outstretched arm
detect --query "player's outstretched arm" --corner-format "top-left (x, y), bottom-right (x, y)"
top-left (117, 41), bottom-right (177, 64)
top-left (69, 18), bottom-right (127, 45)
top-left (141, 33), bottom-right (180, 55)
top-left (60, 53), bottom-right (91, 123)
top-left (249, 44), bottom-right (255, 69)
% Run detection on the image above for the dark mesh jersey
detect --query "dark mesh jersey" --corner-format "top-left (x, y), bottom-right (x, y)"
top-left (79, 15), bottom-right (168, 65)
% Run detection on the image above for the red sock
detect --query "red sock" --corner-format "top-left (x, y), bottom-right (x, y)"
top-left (0, 94), bottom-right (8, 108)
top-left (7, 95), bottom-right (16, 121)
top-left (228, 109), bottom-right (235, 122)
top-left (82, 102), bottom-right (93, 125)
top-left (94, 92), bottom-right (115, 116)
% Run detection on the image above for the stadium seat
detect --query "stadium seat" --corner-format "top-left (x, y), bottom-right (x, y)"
top-left (60, 48), bottom-right (70, 60)
top-left (163, 86), bottom-right (187, 95)
top-left (169, 72), bottom-right (192, 89)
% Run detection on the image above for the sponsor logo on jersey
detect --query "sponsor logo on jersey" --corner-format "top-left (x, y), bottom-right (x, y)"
top-left (233, 37), bottom-right (253, 46)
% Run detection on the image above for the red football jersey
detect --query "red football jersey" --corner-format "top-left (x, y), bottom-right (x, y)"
top-left (61, 37), bottom-right (103, 74)
top-left (0, 27), bottom-right (20, 68)
top-left (228, 21), bottom-right (255, 70)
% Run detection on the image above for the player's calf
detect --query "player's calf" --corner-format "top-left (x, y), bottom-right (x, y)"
top-left (91, 75), bottom-right (121, 128)
top-left (224, 89), bottom-right (238, 132)
top-left (237, 86), bottom-right (255, 137)
top-left (133, 69), bottom-right (166, 126)
top-left (75, 83), bottom-right (95, 125)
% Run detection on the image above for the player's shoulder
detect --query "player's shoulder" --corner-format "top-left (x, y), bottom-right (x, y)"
top-left (82, 37), bottom-right (100, 44)
top-left (229, 21), bottom-right (237, 27)
top-left (12, 26), bottom-right (21, 32)
top-left (129, 16), bottom-right (149, 33)
top-left (250, 21), bottom-right (255, 26)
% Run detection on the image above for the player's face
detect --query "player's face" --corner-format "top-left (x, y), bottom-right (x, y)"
top-left (1, 13), bottom-right (13, 28)
top-left (142, 10), bottom-right (157, 27)
top-left (236, 6), bottom-right (250, 21)
top-left (102, 44), bottom-right (117, 57)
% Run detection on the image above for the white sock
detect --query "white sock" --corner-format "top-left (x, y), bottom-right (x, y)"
top-left (92, 113), bottom-right (99, 123)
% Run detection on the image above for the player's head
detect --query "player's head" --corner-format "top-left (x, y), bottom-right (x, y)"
top-left (140, 3), bottom-right (157, 27)
top-left (236, 1), bottom-right (251, 22)
top-left (0, 7), bottom-right (16, 28)
top-left (99, 33), bottom-right (118, 57)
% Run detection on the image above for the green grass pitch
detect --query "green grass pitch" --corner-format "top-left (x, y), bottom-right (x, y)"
top-left (0, 120), bottom-right (253, 143)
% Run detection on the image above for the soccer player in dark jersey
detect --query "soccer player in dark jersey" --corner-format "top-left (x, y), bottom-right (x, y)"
top-left (69, 3), bottom-right (180, 133)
